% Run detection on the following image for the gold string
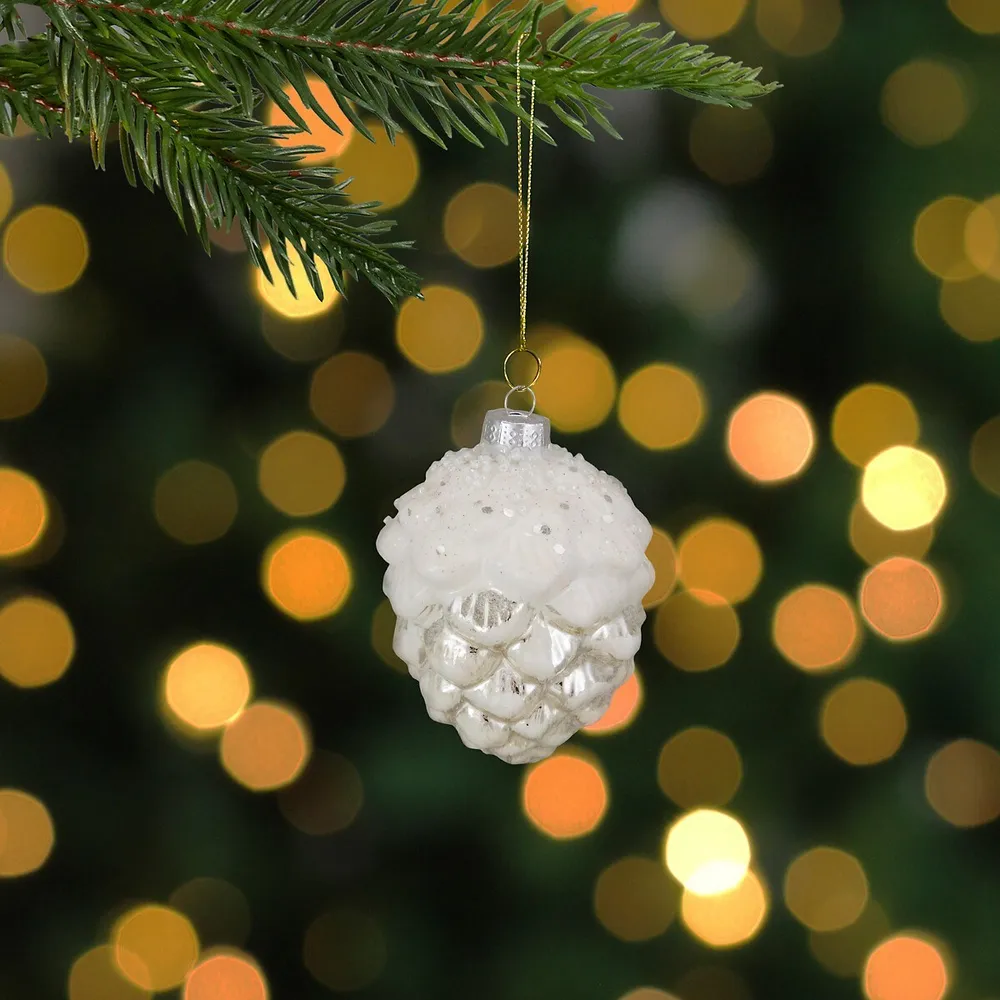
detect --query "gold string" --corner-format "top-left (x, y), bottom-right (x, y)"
top-left (515, 33), bottom-right (536, 357)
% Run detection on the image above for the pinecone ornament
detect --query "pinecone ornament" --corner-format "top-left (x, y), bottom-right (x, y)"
top-left (376, 408), bottom-right (654, 764)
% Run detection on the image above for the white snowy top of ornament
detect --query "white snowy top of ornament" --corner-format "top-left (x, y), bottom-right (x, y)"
top-left (377, 409), bottom-right (654, 626)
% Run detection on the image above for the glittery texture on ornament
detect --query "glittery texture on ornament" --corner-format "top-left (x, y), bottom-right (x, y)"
top-left (377, 408), bottom-right (654, 764)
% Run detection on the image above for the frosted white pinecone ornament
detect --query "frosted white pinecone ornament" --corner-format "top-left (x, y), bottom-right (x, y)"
top-left (376, 407), bottom-right (654, 764)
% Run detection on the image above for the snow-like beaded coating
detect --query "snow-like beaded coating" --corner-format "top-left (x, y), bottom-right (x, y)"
top-left (377, 418), bottom-right (654, 764)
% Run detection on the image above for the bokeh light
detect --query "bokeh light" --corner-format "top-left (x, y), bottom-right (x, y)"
top-left (689, 106), bottom-right (773, 185)
top-left (0, 467), bottom-right (48, 558)
top-left (220, 700), bottom-right (311, 791)
top-left (68, 945), bottom-right (149, 1000)
top-left (861, 446), bottom-right (947, 531)
top-left (522, 750), bottom-right (608, 839)
top-left (643, 527), bottom-right (679, 608)
top-left (261, 530), bottom-right (352, 620)
top-left (153, 460), bottom-right (238, 545)
top-left (310, 351), bottom-right (394, 438)
top-left (0, 334), bottom-right (47, 419)
top-left (665, 809), bottom-right (751, 897)
top-left (258, 430), bottom-right (346, 517)
top-left (832, 384), bottom-right (920, 467)
top-left (949, 0), bottom-right (1000, 33)
top-left (783, 847), bottom-right (869, 932)
top-left (450, 379), bottom-right (507, 448)
top-left (162, 642), bottom-right (252, 733)
top-left (266, 77), bottom-right (354, 162)
top-left (863, 933), bottom-right (949, 1000)
top-left (0, 595), bottom-right (75, 688)
top-left (566, 0), bottom-right (638, 16)
top-left (277, 750), bottom-right (364, 835)
top-left (253, 242), bottom-right (340, 320)
top-left (335, 125), bottom-right (419, 210)
top-left (755, 0), bottom-right (842, 56)
top-left (849, 502), bottom-right (934, 565)
top-left (170, 877), bottom-right (252, 948)
top-left (0, 788), bottom-right (55, 876)
top-left (809, 902), bottom-right (891, 978)
top-left (443, 182), bottom-right (519, 267)
top-left (726, 391), bottom-right (816, 483)
top-left (303, 908), bottom-right (387, 991)
top-left (859, 557), bottom-right (944, 641)
top-left (184, 951), bottom-right (268, 1000)
top-left (657, 728), bottom-right (743, 808)
top-left (924, 739), bottom-right (1000, 828)
top-left (939, 274), bottom-right (1000, 341)
top-left (113, 904), bottom-right (200, 991)
top-left (396, 285), bottom-right (484, 373)
top-left (0, 162), bottom-right (10, 221)
top-left (617, 991), bottom-right (677, 1000)
top-left (659, 0), bottom-right (747, 40)
top-left (617, 363), bottom-right (706, 450)
top-left (913, 196), bottom-right (977, 281)
top-left (820, 678), bottom-right (907, 766)
top-left (680, 870), bottom-right (769, 949)
top-left (677, 518), bottom-right (762, 604)
top-left (654, 590), bottom-right (740, 672)
top-left (261, 307), bottom-right (343, 362)
top-left (583, 670), bottom-right (642, 735)
top-left (964, 196), bottom-right (1000, 277)
top-left (3, 204), bottom-right (89, 292)
top-left (535, 333), bottom-right (617, 433)
top-left (772, 585), bottom-right (859, 672)
top-left (594, 856), bottom-right (678, 941)
top-left (881, 60), bottom-right (969, 147)
top-left (371, 599), bottom-right (407, 673)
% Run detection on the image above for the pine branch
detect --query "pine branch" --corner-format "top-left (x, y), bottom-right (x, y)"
top-left (0, 0), bottom-right (24, 39)
top-left (0, 37), bottom-right (69, 135)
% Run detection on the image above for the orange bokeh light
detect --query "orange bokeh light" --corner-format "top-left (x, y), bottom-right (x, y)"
top-left (0, 467), bottom-right (48, 557)
top-left (643, 527), bottom-right (678, 608)
top-left (864, 934), bottom-right (949, 1000)
top-left (266, 78), bottom-right (354, 163)
top-left (262, 531), bottom-right (351, 621)
top-left (772, 584), bottom-right (859, 672)
top-left (184, 951), bottom-right (268, 1000)
top-left (727, 391), bottom-right (816, 483)
top-left (522, 751), bottom-right (608, 839)
top-left (584, 671), bottom-right (642, 735)
top-left (220, 701), bottom-right (311, 791)
top-left (859, 557), bottom-right (943, 641)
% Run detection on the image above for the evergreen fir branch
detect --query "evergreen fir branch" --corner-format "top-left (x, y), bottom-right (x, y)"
top-left (0, 37), bottom-right (69, 135)
top-left (0, 0), bottom-right (24, 40)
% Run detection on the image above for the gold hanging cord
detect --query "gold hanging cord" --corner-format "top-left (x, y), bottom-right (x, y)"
top-left (503, 33), bottom-right (541, 413)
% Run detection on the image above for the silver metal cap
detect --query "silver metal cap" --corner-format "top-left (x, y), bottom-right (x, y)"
top-left (480, 408), bottom-right (551, 450)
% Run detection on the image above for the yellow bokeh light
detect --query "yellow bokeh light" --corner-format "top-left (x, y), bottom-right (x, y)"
top-left (0, 163), bottom-right (11, 222)
top-left (772, 584), bottom-right (859, 672)
top-left (726, 391), bottom-right (815, 484)
top-left (396, 285), bottom-right (484, 373)
top-left (689, 106), bottom-right (773, 186)
top-left (913, 196), bottom-right (977, 281)
top-left (258, 430), bottom-right (346, 517)
top-left (756, 0), bottom-right (842, 56)
top-left (594, 856), bottom-right (678, 942)
top-left (654, 590), bottom-right (740, 672)
top-left (335, 125), bottom-right (419, 210)
top-left (535, 335), bottom-right (616, 433)
top-left (643, 527), bottom-right (679, 608)
top-left (618, 363), bottom-right (706, 450)
top-left (925, 738), bottom-right (1000, 828)
top-left (0, 788), bottom-right (55, 876)
top-left (303, 908), bottom-right (387, 992)
top-left (262, 529), bottom-right (352, 620)
top-left (783, 847), bottom-right (869, 932)
top-left (862, 445), bottom-right (947, 532)
top-left (154, 460), bottom-right (238, 545)
top-left (310, 351), bottom-right (394, 438)
top-left (0, 467), bottom-right (48, 558)
top-left (443, 182), bottom-right (520, 267)
top-left (253, 242), bottom-right (340, 320)
top-left (583, 670), bottom-right (643, 735)
top-left (881, 60), bottom-right (969, 147)
top-left (821, 678), bottom-right (907, 766)
top-left (278, 749), bottom-right (364, 835)
top-left (677, 518), bottom-right (762, 604)
top-left (964, 196), bottom-right (1000, 278)
top-left (832, 384), bottom-right (920, 467)
top-left (810, 902), bottom-right (891, 978)
top-left (665, 809), bottom-right (751, 897)
top-left (169, 877), bottom-right (252, 949)
top-left (680, 869), bottom-right (769, 949)
top-left (261, 307), bottom-right (343, 362)
top-left (184, 950), bottom-right (269, 1000)
top-left (0, 595), bottom-right (75, 688)
top-left (566, 0), bottom-right (638, 18)
top-left (949, 0), bottom-right (1000, 33)
top-left (266, 77), bottom-right (355, 163)
top-left (3, 205), bottom-right (89, 292)
top-left (659, 0), bottom-right (747, 40)
top-left (863, 933), bottom-right (950, 1000)
top-left (163, 642), bottom-right (252, 733)
top-left (69, 945), bottom-right (150, 1000)
top-left (522, 750), bottom-right (608, 839)
top-left (113, 905), bottom-right (199, 991)
top-left (618, 991), bottom-right (677, 1000)
top-left (220, 700), bottom-right (312, 791)
top-left (849, 502), bottom-right (934, 565)
top-left (450, 379), bottom-right (507, 448)
top-left (0, 334), bottom-right (47, 420)
top-left (859, 556), bottom-right (944, 641)
top-left (657, 728), bottom-right (743, 809)
top-left (939, 274), bottom-right (1000, 342)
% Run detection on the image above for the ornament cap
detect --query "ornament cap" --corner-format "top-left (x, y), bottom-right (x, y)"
top-left (481, 408), bottom-right (551, 450)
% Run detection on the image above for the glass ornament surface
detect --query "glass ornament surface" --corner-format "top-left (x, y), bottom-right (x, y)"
top-left (377, 408), bottom-right (654, 764)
